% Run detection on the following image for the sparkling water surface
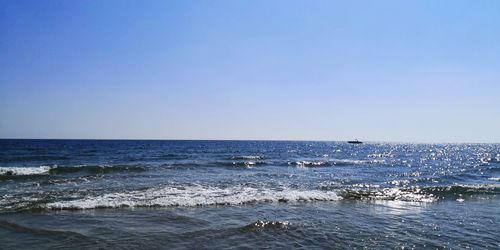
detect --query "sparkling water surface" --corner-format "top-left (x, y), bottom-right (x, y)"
top-left (0, 140), bottom-right (498, 249)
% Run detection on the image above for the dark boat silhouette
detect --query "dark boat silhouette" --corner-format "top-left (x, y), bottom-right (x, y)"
top-left (347, 139), bottom-right (362, 144)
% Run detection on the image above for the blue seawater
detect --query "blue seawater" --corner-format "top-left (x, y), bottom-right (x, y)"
top-left (0, 139), bottom-right (498, 249)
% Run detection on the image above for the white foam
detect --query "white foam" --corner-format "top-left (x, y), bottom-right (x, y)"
top-left (335, 159), bottom-right (385, 164)
top-left (47, 185), bottom-right (341, 210)
top-left (389, 180), bottom-right (411, 186)
top-left (293, 161), bottom-right (328, 167)
top-left (488, 177), bottom-right (500, 181)
top-left (231, 161), bottom-right (261, 168)
top-left (0, 166), bottom-right (52, 176)
top-left (352, 183), bottom-right (380, 188)
top-left (290, 159), bottom-right (385, 168)
top-left (244, 161), bottom-right (256, 168)
top-left (232, 156), bottom-right (263, 160)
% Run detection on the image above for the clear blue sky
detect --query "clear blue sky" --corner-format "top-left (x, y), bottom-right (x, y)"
top-left (1, 0), bottom-right (499, 142)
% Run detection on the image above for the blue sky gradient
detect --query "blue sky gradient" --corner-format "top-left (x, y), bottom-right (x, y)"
top-left (1, 0), bottom-right (499, 142)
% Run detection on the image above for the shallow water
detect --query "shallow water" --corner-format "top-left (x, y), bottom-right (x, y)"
top-left (0, 140), bottom-right (499, 249)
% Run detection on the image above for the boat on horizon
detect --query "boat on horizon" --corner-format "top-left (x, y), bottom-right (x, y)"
top-left (347, 139), bottom-right (362, 144)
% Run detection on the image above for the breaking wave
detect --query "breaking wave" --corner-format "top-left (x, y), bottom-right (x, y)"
top-left (218, 161), bottom-right (268, 168)
top-left (46, 186), bottom-right (341, 210)
top-left (1, 184), bottom-right (499, 212)
top-left (0, 165), bottom-right (147, 178)
top-left (46, 184), bottom-right (498, 210)
top-left (230, 156), bottom-right (264, 160)
top-left (0, 166), bottom-right (52, 176)
top-left (288, 159), bottom-right (385, 167)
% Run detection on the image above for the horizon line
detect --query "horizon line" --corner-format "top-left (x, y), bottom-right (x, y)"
top-left (0, 137), bottom-right (498, 144)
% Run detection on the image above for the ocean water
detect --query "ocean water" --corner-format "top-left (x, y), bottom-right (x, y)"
top-left (0, 139), bottom-right (498, 249)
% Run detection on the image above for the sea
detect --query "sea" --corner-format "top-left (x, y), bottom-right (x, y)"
top-left (0, 139), bottom-right (498, 249)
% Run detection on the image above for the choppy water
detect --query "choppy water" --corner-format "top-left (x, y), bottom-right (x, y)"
top-left (0, 139), bottom-right (498, 249)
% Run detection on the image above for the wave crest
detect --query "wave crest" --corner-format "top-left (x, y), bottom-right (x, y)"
top-left (0, 166), bottom-right (52, 176)
top-left (339, 184), bottom-right (500, 202)
top-left (288, 159), bottom-right (384, 167)
top-left (0, 165), bottom-right (148, 179)
top-left (221, 161), bottom-right (268, 168)
top-left (46, 186), bottom-right (341, 210)
top-left (231, 156), bottom-right (264, 160)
